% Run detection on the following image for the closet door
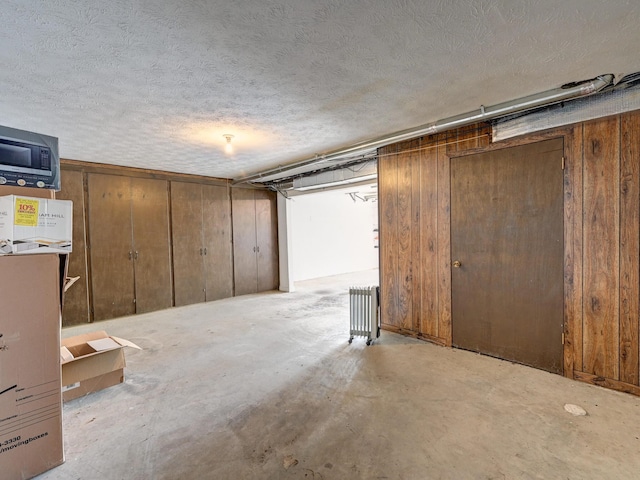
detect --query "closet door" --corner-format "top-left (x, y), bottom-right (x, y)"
top-left (232, 188), bottom-right (258, 295)
top-left (451, 139), bottom-right (564, 373)
top-left (57, 168), bottom-right (91, 325)
top-left (87, 173), bottom-right (135, 321)
top-left (131, 177), bottom-right (173, 313)
top-left (255, 189), bottom-right (279, 292)
top-left (171, 182), bottom-right (205, 306)
top-left (202, 184), bottom-right (233, 300)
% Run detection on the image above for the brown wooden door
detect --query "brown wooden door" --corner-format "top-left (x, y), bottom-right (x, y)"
top-left (171, 182), bottom-right (206, 306)
top-left (57, 169), bottom-right (91, 325)
top-left (131, 177), bottom-right (173, 313)
top-left (255, 189), bottom-right (279, 291)
top-left (450, 138), bottom-right (564, 373)
top-left (87, 173), bottom-right (135, 321)
top-left (202, 184), bottom-right (233, 301)
top-left (232, 188), bottom-right (258, 295)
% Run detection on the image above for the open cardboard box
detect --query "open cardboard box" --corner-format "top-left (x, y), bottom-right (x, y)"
top-left (60, 331), bottom-right (141, 401)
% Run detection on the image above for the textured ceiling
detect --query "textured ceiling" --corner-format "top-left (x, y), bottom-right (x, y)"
top-left (0, 0), bottom-right (639, 181)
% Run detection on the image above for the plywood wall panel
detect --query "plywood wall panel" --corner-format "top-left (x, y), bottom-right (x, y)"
top-left (477, 127), bottom-right (491, 149)
top-left (378, 126), bottom-right (491, 342)
top-left (378, 112), bottom-right (640, 396)
top-left (564, 126), bottom-right (584, 377)
top-left (396, 142), bottom-right (414, 331)
top-left (582, 116), bottom-right (620, 380)
top-left (456, 125), bottom-right (478, 151)
top-left (409, 139), bottom-right (422, 333)
top-left (436, 133), bottom-right (454, 344)
top-left (419, 136), bottom-right (438, 337)
top-left (379, 145), bottom-right (399, 327)
top-left (619, 111), bottom-right (640, 385)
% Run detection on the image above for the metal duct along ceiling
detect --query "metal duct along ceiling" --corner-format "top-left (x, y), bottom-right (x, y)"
top-left (245, 150), bottom-right (378, 185)
top-left (234, 74), bottom-right (614, 187)
top-left (493, 72), bottom-right (640, 141)
top-left (266, 158), bottom-right (377, 193)
top-left (291, 161), bottom-right (377, 191)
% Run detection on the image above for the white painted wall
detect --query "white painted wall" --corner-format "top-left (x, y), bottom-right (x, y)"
top-left (277, 193), bottom-right (295, 292)
top-left (290, 187), bottom-right (378, 281)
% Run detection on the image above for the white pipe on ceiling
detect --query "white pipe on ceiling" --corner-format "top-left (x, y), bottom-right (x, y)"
top-left (232, 74), bottom-right (614, 185)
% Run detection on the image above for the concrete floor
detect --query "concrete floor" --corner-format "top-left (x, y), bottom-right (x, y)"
top-left (39, 270), bottom-right (640, 479)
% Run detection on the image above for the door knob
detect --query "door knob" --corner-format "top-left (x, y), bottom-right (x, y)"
top-left (452, 260), bottom-right (462, 268)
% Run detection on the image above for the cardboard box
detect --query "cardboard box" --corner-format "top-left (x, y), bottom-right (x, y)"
top-left (0, 185), bottom-right (55, 199)
top-left (0, 195), bottom-right (72, 255)
top-left (0, 254), bottom-right (64, 479)
top-left (60, 331), bottom-right (141, 402)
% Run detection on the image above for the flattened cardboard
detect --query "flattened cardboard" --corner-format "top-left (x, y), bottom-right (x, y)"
top-left (0, 254), bottom-right (64, 479)
top-left (110, 336), bottom-right (142, 350)
top-left (60, 346), bottom-right (74, 363)
top-left (87, 337), bottom-right (121, 352)
top-left (64, 275), bottom-right (80, 293)
top-left (60, 331), bottom-right (140, 401)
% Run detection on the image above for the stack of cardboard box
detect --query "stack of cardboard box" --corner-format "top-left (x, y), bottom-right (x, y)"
top-left (0, 123), bottom-right (140, 477)
top-left (0, 185), bottom-right (69, 479)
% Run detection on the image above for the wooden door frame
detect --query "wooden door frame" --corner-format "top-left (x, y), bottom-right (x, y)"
top-left (444, 127), bottom-right (578, 379)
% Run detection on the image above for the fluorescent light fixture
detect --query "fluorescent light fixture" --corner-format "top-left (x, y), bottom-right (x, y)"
top-left (294, 173), bottom-right (377, 191)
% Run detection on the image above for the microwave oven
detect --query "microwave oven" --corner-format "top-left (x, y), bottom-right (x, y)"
top-left (0, 125), bottom-right (59, 190)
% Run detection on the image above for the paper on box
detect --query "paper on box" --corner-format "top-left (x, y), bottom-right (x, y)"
top-left (0, 195), bottom-right (72, 255)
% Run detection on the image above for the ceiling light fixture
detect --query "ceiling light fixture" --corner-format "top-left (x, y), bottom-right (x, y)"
top-left (223, 134), bottom-right (234, 154)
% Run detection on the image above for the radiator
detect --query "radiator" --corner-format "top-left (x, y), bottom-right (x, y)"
top-left (349, 286), bottom-right (380, 345)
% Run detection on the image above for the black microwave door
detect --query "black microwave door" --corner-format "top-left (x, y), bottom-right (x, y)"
top-left (0, 142), bottom-right (34, 168)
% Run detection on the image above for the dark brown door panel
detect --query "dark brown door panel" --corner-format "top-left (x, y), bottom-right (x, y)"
top-left (87, 173), bottom-right (135, 321)
top-left (131, 177), bottom-right (172, 313)
top-left (171, 181), bottom-right (205, 306)
top-left (451, 138), bottom-right (564, 373)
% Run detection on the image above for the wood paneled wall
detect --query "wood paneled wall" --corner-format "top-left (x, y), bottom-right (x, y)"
top-left (379, 124), bottom-right (491, 345)
top-left (573, 112), bottom-right (640, 395)
top-left (378, 111), bottom-right (640, 396)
